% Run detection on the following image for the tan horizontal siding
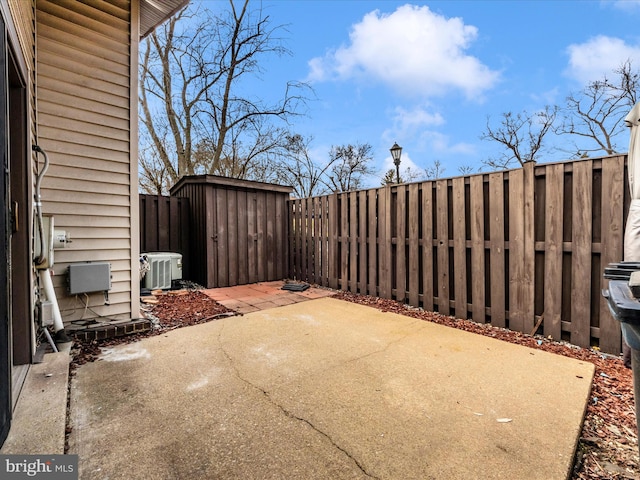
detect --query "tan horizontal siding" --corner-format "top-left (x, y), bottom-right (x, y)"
top-left (38, 123), bottom-right (130, 152)
top-left (54, 249), bottom-right (132, 269)
top-left (38, 63), bottom-right (129, 99)
top-left (63, 226), bottom-right (131, 240)
top-left (53, 259), bottom-right (132, 275)
top-left (37, 3), bottom-right (129, 48)
top-left (38, 88), bottom-right (129, 126)
top-left (38, 74), bottom-right (129, 109)
top-left (8, 0), bottom-right (34, 68)
top-left (85, 0), bottom-right (130, 21)
top-left (52, 278), bottom-right (131, 296)
top-left (37, 0), bottom-right (134, 323)
top-left (55, 239), bottom-right (132, 254)
top-left (46, 165), bottom-right (129, 185)
top-left (43, 177), bottom-right (130, 196)
top-left (44, 202), bottom-right (130, 217)
top-left (37, 22), bottom-right (128, 66)
top-left (38, 112), bottom-right (129, 142)
top-left (38, 37), bottom-right (129, 85)
top-left (51, 214), bottom-right (131, 228)
top-left (43, 189), bottom-right (131, 207)
top-left (57, 290), bottom-right (133, 321)
top-left (37, 139), bottom-right (129, 164)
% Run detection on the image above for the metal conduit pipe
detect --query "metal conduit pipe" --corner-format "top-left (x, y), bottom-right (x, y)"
top-left (32, 144), bottom-right (48, 266)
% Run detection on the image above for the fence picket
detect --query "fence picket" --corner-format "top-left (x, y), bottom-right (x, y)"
top-left (436, 180), bottom-right (450, 315)
top-left (350, 192), bottom-right (358, 292)
top-left (488, 173), bottom-right (505, 327)
top-left (359, 190), bottom-right (368, 294)
top-left (544, 164), bottom-right (564, 340)
top-left (452, 177), bottom-right (467, 319)
top-left (408, 184), bottom-right (420, 306)
top-left (396, 185), bottom-right (407, 303)
top-left (571, 160), bottom-right (594, 348)
top-left (422, 182), bottom-right (434, 311)
top-left (368, 189), bottom-right (378, 296)
top-left (508, 168), bottom-right (524, 332)
top-left (470, 175), bottom-right (485, 323)
top-left (599, 156), bottom-right (624, 353)
top-left (328, 194), bottom-right (339, 289)
top-left (340, 194), bottom-right (349, 290)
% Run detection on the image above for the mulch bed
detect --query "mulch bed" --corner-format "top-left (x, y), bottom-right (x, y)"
top-left (70, 291), bottom-right (235, 368)
top-left (69, 288), bottom-right (639, 479)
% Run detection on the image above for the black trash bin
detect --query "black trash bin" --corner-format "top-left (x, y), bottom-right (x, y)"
top-left (603, 261), bottom-right (640, 457)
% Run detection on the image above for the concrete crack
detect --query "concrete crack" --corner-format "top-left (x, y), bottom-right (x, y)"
top-left (216, 325), bottom-right (380, 480)
top-left (341, 319), bottom-right (428, 366)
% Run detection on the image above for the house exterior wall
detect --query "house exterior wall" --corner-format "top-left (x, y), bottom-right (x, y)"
top-left (7, 0), bottom-right (33, 74)
top-left (35, 0), bottom-right (139, 324)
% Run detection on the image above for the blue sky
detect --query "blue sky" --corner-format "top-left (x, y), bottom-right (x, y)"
top-left (203, 0), bottom-right (640, 184)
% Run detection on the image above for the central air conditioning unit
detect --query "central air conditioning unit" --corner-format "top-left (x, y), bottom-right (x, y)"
top-left (142, 252), bottom-right (183, 290)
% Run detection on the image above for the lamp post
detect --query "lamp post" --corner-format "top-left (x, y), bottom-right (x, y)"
top-left (390, 142), bottom-right (402, 184)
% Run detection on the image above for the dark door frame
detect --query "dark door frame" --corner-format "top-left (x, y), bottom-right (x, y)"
top-left (0, 9), bottom-right (10, 447)
top-left (9, 33), bottom-right (30, 367)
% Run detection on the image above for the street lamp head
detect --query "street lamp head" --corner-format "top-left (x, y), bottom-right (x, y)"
top-left (390, 142), bottom-right (402, 166)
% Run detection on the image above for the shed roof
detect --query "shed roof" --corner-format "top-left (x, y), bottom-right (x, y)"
top-left (170, 175), bottom-right (294, 195)
top-left (140, 0), bottom-right (190, 39)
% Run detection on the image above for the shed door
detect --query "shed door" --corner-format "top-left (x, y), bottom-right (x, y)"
top-left (0, 11), bottom-right (11, 447)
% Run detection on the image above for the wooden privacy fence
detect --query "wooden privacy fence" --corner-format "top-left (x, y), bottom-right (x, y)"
top-left (140, 194), bottom-right (191, 277)
top-left (287, 156), bottom-right (628, 354)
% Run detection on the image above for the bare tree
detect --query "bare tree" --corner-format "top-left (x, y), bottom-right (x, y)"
top-left (138, 130), bottom-right (172, 194)
top-left (424, 159), bottom-right (446, 180)
top-left (381, 168), bottom-right (398, 185)
top-left (457, 165), bottom-right (475, 176)
top-left (139, 0), bottom-right (309, 192)
top-left (480, 105), bottom-right (558, 170)
top-left (557, 59), bottom-right (639, 157)
top-left (324, 143), bottom-right (375, 192)
top-left (273, 134), bottom-right (335, 198)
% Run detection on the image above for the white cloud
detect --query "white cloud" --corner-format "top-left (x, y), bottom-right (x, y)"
top-left (609, 0), bottom-right (640, 12)
top-left (393, 105), bottom-right (445, 131)
top-left (307, 5), bottom-right (500, 99)
top-left (419, 131), bottom-right (475, 155)
top-left (565, 35), bottom-right (640, 84)
top-left (381, 151), bottom-right (420, 174)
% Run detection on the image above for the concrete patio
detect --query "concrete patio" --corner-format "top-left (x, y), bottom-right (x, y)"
top-left (66, 292), bottom-right (594, 479)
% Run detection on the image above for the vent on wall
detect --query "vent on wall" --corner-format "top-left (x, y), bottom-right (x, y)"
top-left (143, 253), bottom-right (182, 290)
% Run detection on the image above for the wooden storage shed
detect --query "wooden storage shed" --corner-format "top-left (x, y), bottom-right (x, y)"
top-left (170, 175), bottom-right (293, 288)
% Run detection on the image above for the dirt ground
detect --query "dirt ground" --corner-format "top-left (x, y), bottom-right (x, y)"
top-left (70, 289), bottom-right (638, 480)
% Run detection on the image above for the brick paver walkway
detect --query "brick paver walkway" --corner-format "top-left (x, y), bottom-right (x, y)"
top-left (202, 281), bottom-right (335, 314)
